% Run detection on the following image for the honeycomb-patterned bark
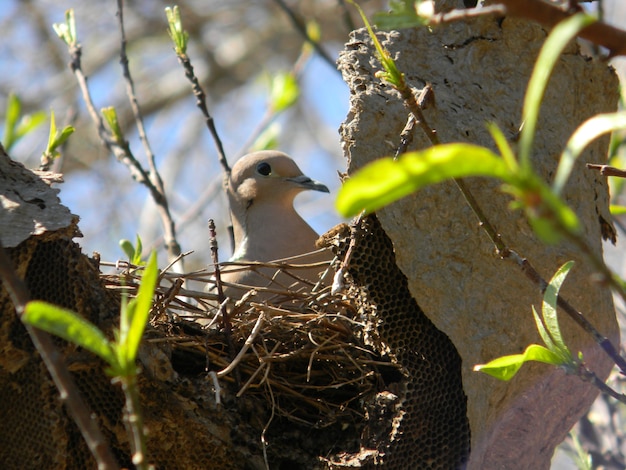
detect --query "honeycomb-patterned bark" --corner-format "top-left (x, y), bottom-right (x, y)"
top-left (335, 215), bottom-right (470, 468)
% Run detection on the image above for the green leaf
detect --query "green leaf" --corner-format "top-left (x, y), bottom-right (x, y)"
top-left (532, 305), bottom-right (556, 352)
top-left (165, 6), bottom-right (188, 55)
top-left (23, 301), bottom-right (116, 366)
top-left (541, 261), bottom-right (574, 357)
top-left (3, 93), bottom-right (20, 150)
top-left (554, 112), bottom-right (626, 195)
top-left (269, 72), bottom-right (300, 113)
top-left (610, 204), bottom-right (626, 215)
top-left (16, 111), bottom-right (47, 141)
top-left (487, 122), bottom-right (519, 173)
top-left (473, 344), bottom-right (564, 381)
top-left (123, 252), bottom-right (158, 366)
top-left (101, 107), bottom-right (123, 144)
top-left (120, 239), bottom-right (136, 261)
top-left (44, 110), bottom-right (75, 159)
top-left (374, 0), bottom-right (428, 30)
top-left (120, 235), bottom-right (144, 265)
top-left (518, 13), bottom-right (596, 172)
top-left (349, 0), bottom-right (405, 89)
top-left (336, 143), bottom-right (510, 217)
top-left (251, 122), bottom-right (280, 151)
top-left (53, 9), bottom-right (77, 47)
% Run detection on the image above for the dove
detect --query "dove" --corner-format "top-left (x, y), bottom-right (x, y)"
top-left (218, 150), bottom-right (331, 300)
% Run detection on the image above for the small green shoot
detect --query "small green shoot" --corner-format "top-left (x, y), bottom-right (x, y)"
top-left (101, 106), bottom-right (124, 145)
top-left (23, 251), bottom-right (158, 377)
top-left (120, 235), bottom-right (145, 266)
top-left (116, 252), bottom-right (159, 377)
top-left (52, 9), bottom-right (78, 47)
top-left (43, 109), bottom-right (75, 162)
top-left (165, 6), bottom-right (188, 56)
top-left (474, 261), bottom-right (577, 381)
top-left (554, 111), bottom-right (626, 196)
top-left (269, 72), bottom-right (300, 113)
top-left (348, 0), bottom-right (406, 89)
top-left (1, 93), bottom-right (46, 151)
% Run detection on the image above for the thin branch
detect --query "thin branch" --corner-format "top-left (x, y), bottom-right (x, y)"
top-left (63, 13), bottom-right (181, 264)
top-left (272, 0), bottom-right (339, 73)
top-left (578, 364), bottom-right (626, 404)
top-left (0, 242), bottom-right (119, 470)
top-left (115, 0), bottom-right (181, 263)
top-left (587, 163), bottom-right (626, 179)
top-left (173, 51), bottom-right (230, 179)
top-left (429, 0), bottom-right (626, 58)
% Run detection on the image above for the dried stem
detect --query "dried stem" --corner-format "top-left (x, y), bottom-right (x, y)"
top-left (0, 243), bottom-right (119, 470)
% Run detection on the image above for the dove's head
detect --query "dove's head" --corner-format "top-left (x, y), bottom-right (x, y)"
top-left (228, 150), bottom-right (329, 208)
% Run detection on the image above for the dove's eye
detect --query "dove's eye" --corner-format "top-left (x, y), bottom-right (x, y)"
top-left (256, 162), bottom-right (272, 176)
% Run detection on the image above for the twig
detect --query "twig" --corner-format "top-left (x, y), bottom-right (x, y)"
top-left (208, 220), bottom-right (231, 335)
top-left (428, 0), bottom-right (626, 58)
top-left (587, 163), bottom-right (626, 179)
top-left (61, 7), bottom-right (181, 264)
top-left (115, 0), bottom-right (181, 265)
top-left (428, 3), bottom-right (507, 25)
top-left (272, 0), bottom-right (339, 73)
top-left (217, 312), bottom-right (265, 377)
top-left (173, 50), bottom-right (229, 178)
top-left (207, 371), bottom-right (222, 405)
top-left (0, 243), bottom-right (119, 470)
top-left (578, 364), bottom-right (626, 404)
top-left (337, 0), bottom-right (357, 33)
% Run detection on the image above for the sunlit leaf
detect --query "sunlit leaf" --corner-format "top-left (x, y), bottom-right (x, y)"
top-left (124, 252), bottom-right (158, 366)
top-left (610, 204), bottom-right (626, 215)
top-left (541, 261), bottom-right (574, 357)
top-left (270, 72), bottom-right (299, 113)
top-left (518, 13), bottom-right (596, 172)
top-left (474, 344), bottom-right (564, 381)
top-left (532, 305), bottom-right (556, 352)
top-left (23, 301), bottom-right (116, 366)
top-left (374, 0), bottom-right (428, 30)
top-left (336, 143), bottom-right (510, 217)
top-left (554, 112), bottom-right (626, 195)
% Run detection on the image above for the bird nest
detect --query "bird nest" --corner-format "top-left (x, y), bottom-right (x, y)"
top-left (99, 256), bottom-right (394, 430)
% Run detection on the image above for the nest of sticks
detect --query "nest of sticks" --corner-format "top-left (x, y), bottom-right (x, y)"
top-left (99, 255), bottom-right (394, 429)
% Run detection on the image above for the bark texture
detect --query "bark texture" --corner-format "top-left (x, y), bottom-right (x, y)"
top-left (337, 10), bottom-right (619, 469)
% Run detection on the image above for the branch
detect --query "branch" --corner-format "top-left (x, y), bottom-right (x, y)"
top-left (116, 0), bottom-right (181, 264)
top-left (272, 0), bottom-right (339, 73)
top-left (430, 0), bottom-right (626, 58)
top-left (173, 52), bottom-right (230, 179)
top-left (60, 10), bottom-right (181, 264)
top-left (587, 163), bottom-right (626, 179)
